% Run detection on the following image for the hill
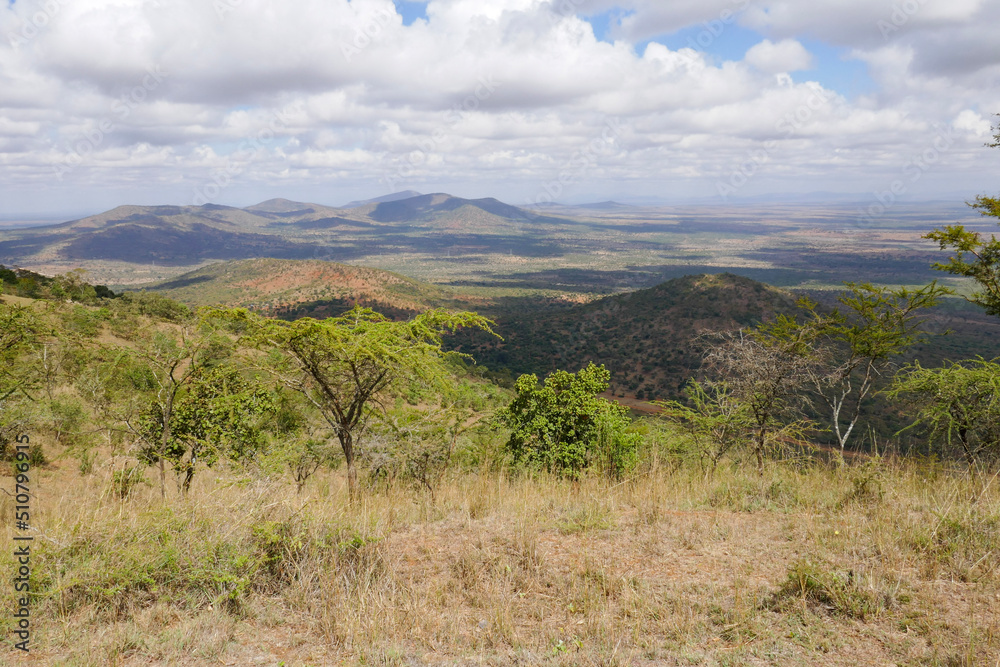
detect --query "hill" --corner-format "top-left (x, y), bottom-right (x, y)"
top-left (143, 258), bottom-right (487, 319)
top-left (145, 262), bottom-right (1000, 407)
top-left (343, 190), bottom-right (423, 208)
top-left (450, 273), bottom-right (801, 398)
top-left (143, 263), bottom-right (803, 398)
top-left (0, 192), bottom-right (571, 284)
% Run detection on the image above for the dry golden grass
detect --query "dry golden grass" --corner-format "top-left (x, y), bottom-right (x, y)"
top-left (2, 453), bottom-right (1000, 666)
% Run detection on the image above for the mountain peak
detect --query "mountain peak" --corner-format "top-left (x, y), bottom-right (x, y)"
top-left (245, 198), bottom-right (318, 214)
top-left (343, 191), bottom-right (423, 208)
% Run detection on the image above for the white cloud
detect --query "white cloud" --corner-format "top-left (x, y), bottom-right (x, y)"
top-left (0, 0), bottom-right (997, 215)
top-left (745, 39), bottom-right (813, 73)
top-left (953, 109), bottom-right (992, 136)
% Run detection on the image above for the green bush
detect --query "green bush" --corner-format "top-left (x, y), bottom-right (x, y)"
top-left (495, 363), bottom-right (639, 479)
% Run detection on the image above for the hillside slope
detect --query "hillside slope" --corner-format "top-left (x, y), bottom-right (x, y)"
top-left (144, 258), bottom-right (487, 319)
top-left (451, 273), bottom-right (800, 398)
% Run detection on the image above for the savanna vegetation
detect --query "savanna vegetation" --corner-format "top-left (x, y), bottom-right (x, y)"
top-left (1, 123), bottom-right (999, 665)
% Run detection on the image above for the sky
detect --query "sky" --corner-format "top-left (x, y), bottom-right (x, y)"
top-left (1, 0), bottom-right (999, 217)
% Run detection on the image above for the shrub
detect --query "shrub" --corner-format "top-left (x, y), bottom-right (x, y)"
top-left (495, 363), bottom-right (639, 479)
top-left (772, 559), bottom-right (905, 620)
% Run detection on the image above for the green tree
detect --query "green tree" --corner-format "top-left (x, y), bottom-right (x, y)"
top-left (138, 365), bottom-right (278, 494)
top-left (366, 399), bottom-right (483, 499)
top-left (217, 305), bottom-right (495, 497)
top-left (924, 115), bottom-right (1000, 317)
top-left (887, 358), bottom-right (1000, 466)
top-left (0, 303), bottom-right (43, 460)
top-left (95, 323), bottom-right (228, 498)
top-left (0, 303), bottom-right (41, 405)
top-left (787, 282), bottom-right (948, 464)
top-left (496, 363), bottom-right (639, 479)
top-left (657, 380), bottom-right (753, 477)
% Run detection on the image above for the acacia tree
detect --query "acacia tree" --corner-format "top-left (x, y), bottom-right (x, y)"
top-left (703, 326), bottom-right (818, 474)
top-left (657, 380), bottom-right (753, 477)
top-left (366, 402), bottom-right (479, 499)
top-left (94, 323), bottom-right (226, 499)
top-left (888, 359), bottom-right (1000, 466)
top-left (924, 114), bottom-right (1000, 317)
top-left (0, 303), bottom-right (41, 406)
top-left (0, 303), bottom-right (43, 458)
top-left (218, 306), bottom-right (495, 497)
top-left (785, 282), bottom-right (948, 464)
top-left (138, 365), bottom-right (278, 494)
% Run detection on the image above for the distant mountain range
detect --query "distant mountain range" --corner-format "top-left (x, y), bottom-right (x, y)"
top-left (0, 192), bottom-right (564, 271)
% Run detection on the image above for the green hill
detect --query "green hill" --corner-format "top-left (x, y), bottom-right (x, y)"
top-left (450, 273), bottom-right (801, 399)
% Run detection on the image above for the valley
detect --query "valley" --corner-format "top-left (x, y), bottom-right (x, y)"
top-left (5, 191), bottom-right (994, 408)
top-left (0, 193), bottom-right (987, 299)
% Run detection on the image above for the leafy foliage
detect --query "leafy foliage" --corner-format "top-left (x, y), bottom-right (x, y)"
top-left (775, 282), bottom-right (948, 461)
top-left (0, 265), bottom-right (116, 303)
top-left (701, 328), bottom-right (818, 474)
top-left (924, 116), bottom-right (1000, 318)
top-left (496, 363), bottom-right (639, 479)
top-left (0, 302), bottom-right (42, 405)
top-left (888, 358), bottom-right (1000, 465)
top-left (216, 305), bottom-right (496, 496)
top-left (94, 323), bottom-right (232, 497)
top-left (657, 380), bottom-right (753, 476)
top-left (138, 365), bottom-right (279, 493)
top-left (924, 225), bottom-right (1000, 317)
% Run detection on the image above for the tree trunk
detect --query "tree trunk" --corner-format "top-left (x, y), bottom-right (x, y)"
top-left (182, 462), bottom-right (194, 495)
top-left (346, 459), bottom-right (357, 499)
top-left (160, 399), bottom-right (173, 501)
top-left (755, 428), bottom-right (766, 476)
top-left (339, 431), bottom-right (357, 500)
top-left (159, 428), bottom-right (168, 500)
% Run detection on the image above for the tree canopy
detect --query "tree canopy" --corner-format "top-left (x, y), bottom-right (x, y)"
top-left (924, 116), bottom-right (1000, 317)
top-left (496, 363), bottom-right (639, 479)
top-left (215, 305), bottom-right (496, 496)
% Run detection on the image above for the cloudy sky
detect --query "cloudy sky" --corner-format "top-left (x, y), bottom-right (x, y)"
top-left (1, 0), bottom-right (999, 217)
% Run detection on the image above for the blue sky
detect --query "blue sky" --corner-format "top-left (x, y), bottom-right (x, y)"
top-left (393, 0), bottom-right (428, 26)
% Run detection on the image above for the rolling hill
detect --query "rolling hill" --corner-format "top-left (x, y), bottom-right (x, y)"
top-left (0, 192), bottom-right (572, 283)
top-left (449, 272), bottom-right (802, 398)
top-left (143, 259), bottom-right (1000, 407)
top-left (143, 257), bottom-right (487, 320)
top-left (142, 260), bottom-right (805, 398)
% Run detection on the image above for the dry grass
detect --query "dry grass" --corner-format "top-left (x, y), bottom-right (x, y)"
top-left (3, 454), bottom-right (1000, 666)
